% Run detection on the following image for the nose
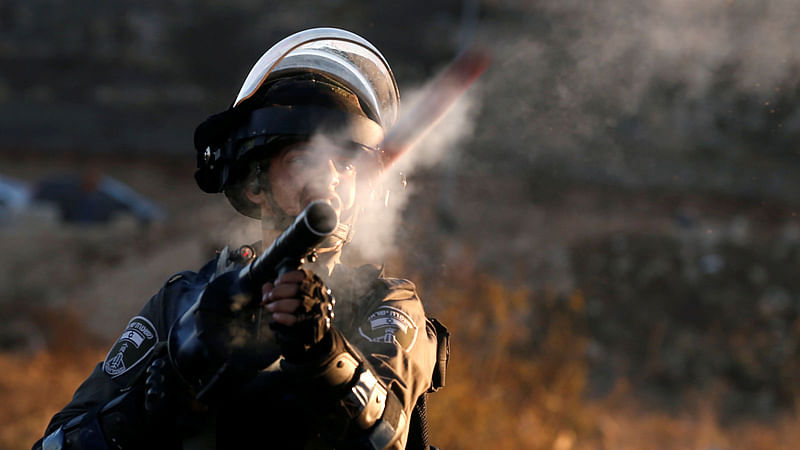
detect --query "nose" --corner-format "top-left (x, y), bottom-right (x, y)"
top-left (324, 159), bottom-right (340, 188)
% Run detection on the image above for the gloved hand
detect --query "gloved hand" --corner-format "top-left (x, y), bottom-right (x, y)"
top-left (145, 344), bottom-right (190, 418)
top-left (262, 269), bottom-right (336, 361)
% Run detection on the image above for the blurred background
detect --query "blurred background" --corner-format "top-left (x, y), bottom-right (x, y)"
top-left (3, 0), bottom-right (800, 448)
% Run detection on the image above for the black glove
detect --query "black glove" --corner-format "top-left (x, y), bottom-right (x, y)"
top-left (145, 343), bottom-right (189, 419)
top-left (266, 269), bottom-right (336, 362)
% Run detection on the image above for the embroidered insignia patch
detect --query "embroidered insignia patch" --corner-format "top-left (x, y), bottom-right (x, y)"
top-left (103, 316), bottom-right (158, 378)
top-left (358, 306), bottom-right (418, 351)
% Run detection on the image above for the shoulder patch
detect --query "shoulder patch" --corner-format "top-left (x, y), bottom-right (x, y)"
top-left (358, 306), bottom-right (419, 351)
top-left (103, 316), bottom-right (159, 378)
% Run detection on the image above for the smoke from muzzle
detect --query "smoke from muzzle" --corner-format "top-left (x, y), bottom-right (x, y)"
top-left (348, 81), bottom-right (483, 261)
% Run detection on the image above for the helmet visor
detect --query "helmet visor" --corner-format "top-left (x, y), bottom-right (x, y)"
top-left (234, 28), bottom-right (399, 128)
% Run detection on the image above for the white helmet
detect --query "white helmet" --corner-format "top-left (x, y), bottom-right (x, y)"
top-left (194, 28), bottom-right (399, 195)
top-left (193, 28), bottom-right (401, 230)
top-left (234, 27), bottom-right (399, 128)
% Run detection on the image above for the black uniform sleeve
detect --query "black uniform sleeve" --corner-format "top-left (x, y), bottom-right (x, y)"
top-left (348, 277), bottom-right (438, 449)
top-left (38, 268), bottom-right (209, 445)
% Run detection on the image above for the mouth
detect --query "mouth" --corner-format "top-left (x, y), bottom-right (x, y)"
top-left (324, 195), bottom-right (341, 215)
top-left (301, 190), bottom-right (341, 218)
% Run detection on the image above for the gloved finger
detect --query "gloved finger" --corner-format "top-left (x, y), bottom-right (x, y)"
top-left (274, 270), bottom-right (308, 285)
top-left (266, 298), bottom-right (301, 313)
top-left (270, 312), bottom-right (298, 326)
top-left (266, 283), bottom-right (300, 301)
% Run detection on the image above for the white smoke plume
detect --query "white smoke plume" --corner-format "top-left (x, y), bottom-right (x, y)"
top-left (347, 80), bottom-right (483, 262)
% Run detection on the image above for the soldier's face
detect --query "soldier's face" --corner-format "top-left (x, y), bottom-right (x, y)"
top-left (266, 140), bottom-right (357, 219)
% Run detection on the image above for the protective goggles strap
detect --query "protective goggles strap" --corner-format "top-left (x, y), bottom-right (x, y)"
top-left (231, 105), bottom-right (384, 149)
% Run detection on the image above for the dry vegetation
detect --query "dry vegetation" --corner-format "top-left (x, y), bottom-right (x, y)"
top-left (423, 267), bottom-right (800, 449)
top-left (5, 273), bottom-right (800, 450)
top-left (0, 336), bottom-right (106, 448)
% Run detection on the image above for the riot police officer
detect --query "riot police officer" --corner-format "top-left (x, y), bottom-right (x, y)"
top-left (35, 28), bottom-right (447, 450)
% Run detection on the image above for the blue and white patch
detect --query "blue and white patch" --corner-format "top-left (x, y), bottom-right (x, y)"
top-left (358, 306), bottom-right (418, 351)
top-left (103, 316), bottom-right (158, 378)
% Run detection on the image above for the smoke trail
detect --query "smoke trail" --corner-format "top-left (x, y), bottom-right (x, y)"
top-left (348, 81), bottom-right (482, 261)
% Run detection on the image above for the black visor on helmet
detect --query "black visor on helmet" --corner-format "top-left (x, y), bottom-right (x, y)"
top-left (194, 75), bottom-right (384, 194)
